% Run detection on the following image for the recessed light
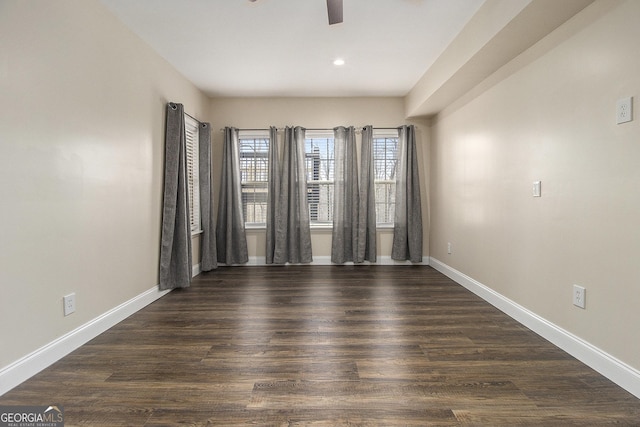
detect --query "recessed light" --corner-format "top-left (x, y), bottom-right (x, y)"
top-left (333, 58), bottom-right (345, 66)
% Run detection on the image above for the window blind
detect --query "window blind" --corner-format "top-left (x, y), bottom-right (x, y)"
top-left (184, 115), bottom-right (201, 234)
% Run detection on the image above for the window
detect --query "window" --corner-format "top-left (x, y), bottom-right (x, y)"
top-left (239, 131), bottom-right (270, 225)
top-left (184, 114), bottom-right (201, 234)
top-left (373, 130), bottom-right (399, 225)
top-left (304, 131), bottom-right (334, 225)
top-left (234, 128), bottom-right (398, 228)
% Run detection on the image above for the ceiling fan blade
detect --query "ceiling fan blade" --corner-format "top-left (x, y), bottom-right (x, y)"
top-left (327, 0), bottom-right (343, 25)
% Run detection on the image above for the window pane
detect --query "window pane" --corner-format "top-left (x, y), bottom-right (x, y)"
top-left (242, 183), bottom-right (268, 223)
top-left (375, 181), bottom-right (396, 223)
top-left (373, 136), bottom-right (398, 180)
top-left (307, 182), bottom-right (333, 223)
top-left (305, 138), bottom-right (334, 182)
top-left (305, 137), bottom-right (335, 224)
top-left (239, 135), bottom-right (270, 224)
top-left (373, 134), bottom-right (398, 224)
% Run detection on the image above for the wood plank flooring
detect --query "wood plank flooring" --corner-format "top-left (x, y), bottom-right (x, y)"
top-left (1, 266), bottom-right (639, 426)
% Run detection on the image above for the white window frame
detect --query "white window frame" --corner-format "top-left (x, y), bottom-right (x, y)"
top-left (304, 130), bottom-right (335, 228)
top-left (238, 130), bottom-right (271, 228)
top-left (372, 129), bottom-right (399, 228)
top-left (184, 114), bottom-right (202, 235)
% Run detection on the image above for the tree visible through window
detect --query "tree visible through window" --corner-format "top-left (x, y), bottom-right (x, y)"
top-left (239, 132), bottom-right (270, 224)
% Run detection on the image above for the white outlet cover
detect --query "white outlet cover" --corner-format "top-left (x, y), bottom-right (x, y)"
top-left (573, 285), bottom-right (586, 309)
top-left (616, 96), bottom-right (633, 124)
top-left (63, 293), bottom-right (76, 316)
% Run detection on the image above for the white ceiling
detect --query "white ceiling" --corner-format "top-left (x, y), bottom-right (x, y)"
top-left (99, 0), bottom-right (485, 98)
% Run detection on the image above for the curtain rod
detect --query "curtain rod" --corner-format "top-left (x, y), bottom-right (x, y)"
top-left (219, 127), bottom-right (334, 132)
top-left (220, 128), bottom-right (271, 132)
top-left (185, 111), bottom-right (210, 129)
top-left (169, 102), bottom-right (209, 127)
top-left (218, 126), bottom-right (404, 132)
top-left (184, 111), bottom-right (199, 123)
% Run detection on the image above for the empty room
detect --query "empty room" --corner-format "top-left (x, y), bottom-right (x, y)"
top-left (1, 0), bottom-right (639, 425)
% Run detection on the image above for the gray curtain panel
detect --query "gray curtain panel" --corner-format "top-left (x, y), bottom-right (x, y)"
top-left (198, 122), bottom-right (217, 271)
top-left (357, 125), bottom-right (377, 263)
top-left (273, 126), bottom-right (313, 264)
top-left (331, 126), bottom-right (359, 264)
top-left (265, 126), bottom-right (279, 264)
top-left (392, 125), bottom-right (423, 262)
top-left (159, 102), bottom-right (193, 290)
top-left (216, 127), bottom-right (249, 265)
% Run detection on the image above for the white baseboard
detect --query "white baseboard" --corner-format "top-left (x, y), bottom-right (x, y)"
top-left (0, 285), bottom-right (171, 396)
top-left (429, 257), bottom-right (640, 399)
top-left (1, 258), bottom-right (430, 396)
top-left (244, 255), bottom-right (430, 266)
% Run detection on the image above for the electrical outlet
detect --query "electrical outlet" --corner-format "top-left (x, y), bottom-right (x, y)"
top-left (572, 285), bottom-right (585, 309)
top-left (63, 293), bottom-right (76, 316)
top-left (616, 96), bottom-right (633, 124)
top-left (447, 242), bottom-right (452, 254)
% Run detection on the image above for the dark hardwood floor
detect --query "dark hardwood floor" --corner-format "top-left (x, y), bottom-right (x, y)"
top-left (1, 266), bottom-right (639, 426)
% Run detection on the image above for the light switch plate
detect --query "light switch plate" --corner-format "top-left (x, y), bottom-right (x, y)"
top-left (533, 181), bottom-right (541, 197)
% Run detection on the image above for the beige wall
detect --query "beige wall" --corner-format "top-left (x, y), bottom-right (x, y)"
top-left (11, 0), bottom-right (633, 394)
top-left (429, 0), bottom-right (640, 370)
top-left (0, 0), bottom-right (209, 368)
top-left (208, 97), bottom-right (430, 261)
